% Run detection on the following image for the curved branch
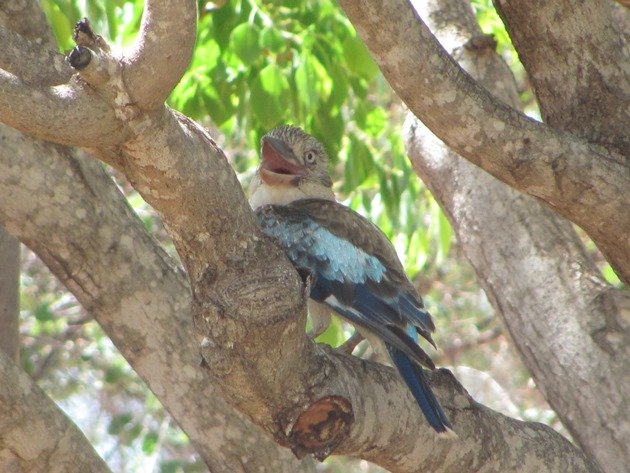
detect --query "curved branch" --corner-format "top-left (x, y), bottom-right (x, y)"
top-left (0, 124), bottom-right (312, 473)
top-left (123, 0), bottom-right (198, 110)
top-left (0, 69), bottom-right (131, 148)
top-left (0, 26), bottom-right (72, 85)
top-left (338, 0), bottom-right (630, 285)
top-left (0, 350), bottom-right (111, 473)
top-left (0, 4), bottom-right (312, 471)
top-left (404, 1), bottom-right (629, 472)
top-left (493, 0), bottom-right (629, 155)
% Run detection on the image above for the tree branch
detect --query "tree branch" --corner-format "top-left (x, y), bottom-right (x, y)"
top-left (493, 0), bottom-right (629, 155)
top-left (0, 2), bottom-right (605, 471)
top-left (404, 1), bottom-right (629, 472)
top-left (0, 124), bottom-right (312, 473)
top-left (0, 350), bottom-right (112, 473)
top-left (124, 0), bottom-right (198, 110)
top-left (0, 226), bottom-right (19, 361)
top-left (0, 25), bottom-right (71, 85)
top-left (338, 0), bottom-right (630, 285)
top-left (0, 3), bottom-right (315, 471)
top-left (0, 69), bottom-right (132, 148)
top-left (0, 1), bottom-right (57, 50)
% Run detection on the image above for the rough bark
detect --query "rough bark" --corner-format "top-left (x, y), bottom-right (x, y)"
top-left (0, 350), bottom-right (112, 473)
top-left (0, 0), bottom-right (608, 471)
top-left (0, 26), bottom-right (71, 85)
top-left (0, 3), bottom-right (312, 472)
top-left (0, 127), bottom-right (600, 473)
top-left (404, 1), bottom-right (629, 473)
top-left (0, 0), bottom-right (57, 50)
top-left (492, 0), bottom-right (629, 156)
top-left (0, 226), bottom-right (20, 361)
top-left (338, 0), bottom-right (630, 286)
top-left (0, 125), bottom-right (311, 473)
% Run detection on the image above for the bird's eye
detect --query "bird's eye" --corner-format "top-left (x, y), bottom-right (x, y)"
top-left (304, 151), bottom-right (316, 164)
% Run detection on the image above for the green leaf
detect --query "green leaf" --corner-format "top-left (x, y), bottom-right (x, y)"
top-left (364, 108), bottom-right (388, 137)
top-left (343, 135), bottom-right (373, 192)
top-left (314, 316), bottom-right (345, 347)
top-left (250, 64), bottom-right (290, 129)
top-left (40, 1), bottom-right (75, 52)
top-left (327, 62), bottom-right (350, 108)
top-left (108, 413), bottom-right (133, 435)
top-left (601, 263), bottom-right (622, 286)
top-left (294, 55), bottom-right (319, 113)
top-left (34, 303), bottom-right (53, 322)
top-left (342, 33), bottom-right (379, 81)
top-left (294, 53), bottom-right (331, 115)
top-left (229, 23), bottom-right (261, 64)
top-left (260, 26), bottom-right (285, 52)
top-left (312, 110), bottom-right (344, 160)
top-left (437, 208), bottom-right (453, 261)
top-left (104, 364), bottom-right (126, 384)
top-left (142, 431), bottom-right (159, 454)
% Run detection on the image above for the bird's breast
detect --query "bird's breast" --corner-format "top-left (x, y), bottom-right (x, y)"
top-left (249, 182), bottom-right (335, 209)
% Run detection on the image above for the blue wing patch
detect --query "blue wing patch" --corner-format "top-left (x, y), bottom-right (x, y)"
top-left (257, 207), bottom-right (386, 285)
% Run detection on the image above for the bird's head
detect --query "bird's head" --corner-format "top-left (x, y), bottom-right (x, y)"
top-left (258, 125), bottom-right (333, 189)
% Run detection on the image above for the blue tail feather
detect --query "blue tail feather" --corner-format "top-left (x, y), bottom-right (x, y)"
top-left (387, 344), bottom-right (452, 434)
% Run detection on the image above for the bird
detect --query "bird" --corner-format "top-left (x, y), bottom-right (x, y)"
top-left (249, 125), bottom-right (453, 435)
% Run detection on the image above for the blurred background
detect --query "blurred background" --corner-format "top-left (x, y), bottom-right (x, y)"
top-left (20, 0), bottom-right (622, 471)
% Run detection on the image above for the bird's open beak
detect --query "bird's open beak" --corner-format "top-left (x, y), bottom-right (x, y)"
top-left (260, 136), bottom-right (305, 186)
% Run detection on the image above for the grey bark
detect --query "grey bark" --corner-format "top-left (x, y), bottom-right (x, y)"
top-left (404, 1), bottom-right (629, 473)
top-left (0, 226), bottom-right (19, 361)
top-left (0, 0), bottom-right (610, 471)
top-left (338, 0), bottom-right (630, 285)
top-left (0, 124), bottom-right (311, 473)
top-left (0, 2), bottom-right (312, 472)
top-left (0, 350), bottom-right (112, 473)
top-left (492, 0), bottom-right (629, 156)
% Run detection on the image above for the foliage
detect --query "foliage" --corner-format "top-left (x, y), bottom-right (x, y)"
top-left (26, 0), bottom-right (582, 471)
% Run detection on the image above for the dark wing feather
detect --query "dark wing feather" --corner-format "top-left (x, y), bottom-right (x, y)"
top-left (287, 199), bottom-right (435, 334)
top-left (256, 200), bottom-right (435, 341)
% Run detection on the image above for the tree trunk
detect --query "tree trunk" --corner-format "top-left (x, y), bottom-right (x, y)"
top-left (0, 0), bottom-right (620, 471)
top-left (404, 1), bottom-right (629, 472)
top-left (0, 350), bottom-right (112, 473)
top-left (338, 0), bottom-right (630, 285)
top-left (0, 2), bottom-right (313, 472)
top-left (0, 226), bottom-right (19, 361)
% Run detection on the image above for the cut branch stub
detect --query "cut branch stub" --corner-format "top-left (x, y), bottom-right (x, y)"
top-left (287, 395), bottom-right (354, 461)
top-left (67, 46), bottom-right (92, 70)
top-left (73, 18), bottom-right (110, 52)
top-left (66, 18), bottom-right (142, 135)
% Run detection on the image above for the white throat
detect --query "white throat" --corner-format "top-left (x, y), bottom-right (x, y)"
top-left (249, 179), bottom-right (335, 209)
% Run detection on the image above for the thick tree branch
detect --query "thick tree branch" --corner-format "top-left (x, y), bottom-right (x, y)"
top-left (124, 0), bottom-right (198, 109)
top-left (0, 69), bottom-right (132, 148)
top-left (338, 0), bottom-right (630, 285)
top-left (0, 1), bottom-right (57, 50)
top-left (0, 3), bottom-right (313, 471)
top-left (0, 124), bottom-right (312, 473)
top-left (0, 2), bottom-right (605, 471)
top-left (0, 226), bottom-right (19, 361)
top-left (493, 0), bottom-right (629, 155)
top-left (404, 1), bottom-right (629, 472)
top-left (0, 350), bottom-right (112, 473)
top-left (0, 25), bottom-right (71, 85)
